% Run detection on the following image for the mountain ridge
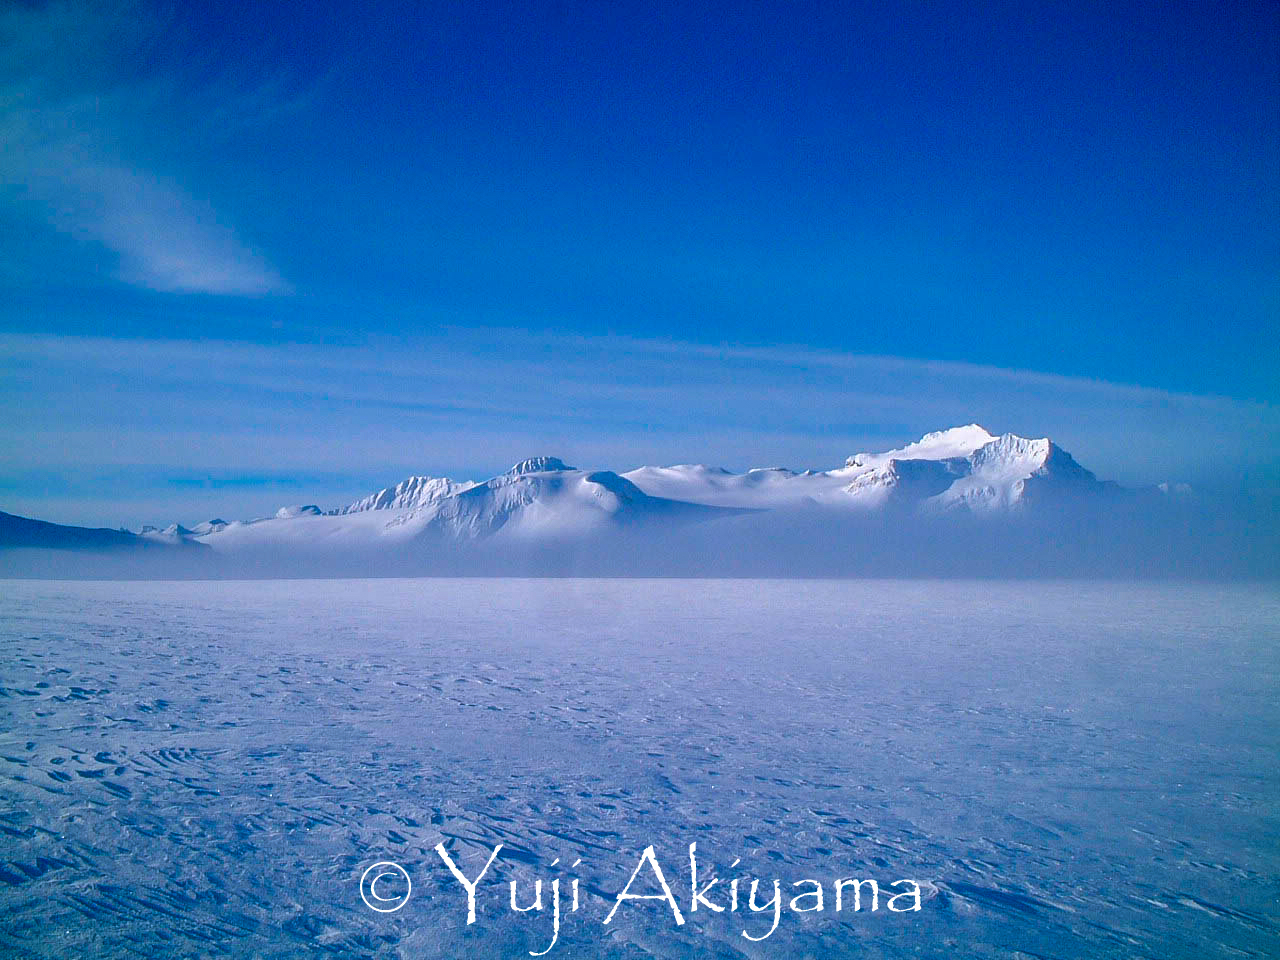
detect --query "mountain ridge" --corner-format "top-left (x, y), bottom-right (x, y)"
top-left (0, 427), bottom-right (1191, 556)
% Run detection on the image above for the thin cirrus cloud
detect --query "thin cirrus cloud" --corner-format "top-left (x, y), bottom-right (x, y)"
top-left (0, 1), bottom-right (290, 297)
top-left (23, 156), bottom-right (291, 296)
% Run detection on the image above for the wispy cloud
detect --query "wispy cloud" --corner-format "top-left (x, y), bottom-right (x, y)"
top-left (0, 1), bottom-right (290, 295)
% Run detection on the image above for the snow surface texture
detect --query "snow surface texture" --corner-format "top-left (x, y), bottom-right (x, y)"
top-left (1, 579), bottom-right (1277, 959)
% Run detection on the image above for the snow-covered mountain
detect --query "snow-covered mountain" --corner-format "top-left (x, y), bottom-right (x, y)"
top-left (147, 425), bottom-right (1121, 554)
top-left (620, 425), bottom-right (1111, 512)
top-left (6, 424), bottom-right (1261, 579)
top-left (840, 426), bottom-right (1113, 511)
top-left (0, 512), bottom-right (203, 552)
top-left (139, 522), bottom-right (194, 543)
top-left (382, 460), bottom-right (732, 540)
top-left (163, 457), bottom-right (737, 554)
top-left (0, 426), bottom-right (1158, 562)
top-left (335, 476), bottom-right (478, 514)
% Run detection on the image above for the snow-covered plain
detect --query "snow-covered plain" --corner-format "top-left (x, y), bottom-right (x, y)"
top-left (1, 578), bottom-right (1277, 958)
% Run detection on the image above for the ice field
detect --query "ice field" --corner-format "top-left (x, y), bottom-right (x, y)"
top-left (1, 578), bottom-right (1277, 958)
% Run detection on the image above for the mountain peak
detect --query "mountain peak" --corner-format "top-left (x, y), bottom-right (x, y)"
top-left (509, 456), bottom-right (575, 475)
top-left (846, 424), bottom-right (996, 469)
top-left (338, 475), bottom-right (476, 514)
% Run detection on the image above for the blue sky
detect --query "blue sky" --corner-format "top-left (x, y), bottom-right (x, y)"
top-left (1, 1), bottom-right (1277, 526)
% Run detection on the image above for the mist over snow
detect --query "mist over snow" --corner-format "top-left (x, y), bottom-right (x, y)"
top-left (3, 426), bottom-right (1274, 580)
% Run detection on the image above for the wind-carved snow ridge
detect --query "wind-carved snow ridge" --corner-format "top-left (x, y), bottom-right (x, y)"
top-left (108, 427), bottom-right (1169, 558)
top-left (931, 433), bottom-right (1106, 512)
top-left (844, 423), bottom-right (997, 469)
top-left (336, 477), bottom-right (478, 514)
top-left (508, 456), bottom-right (575, 475)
